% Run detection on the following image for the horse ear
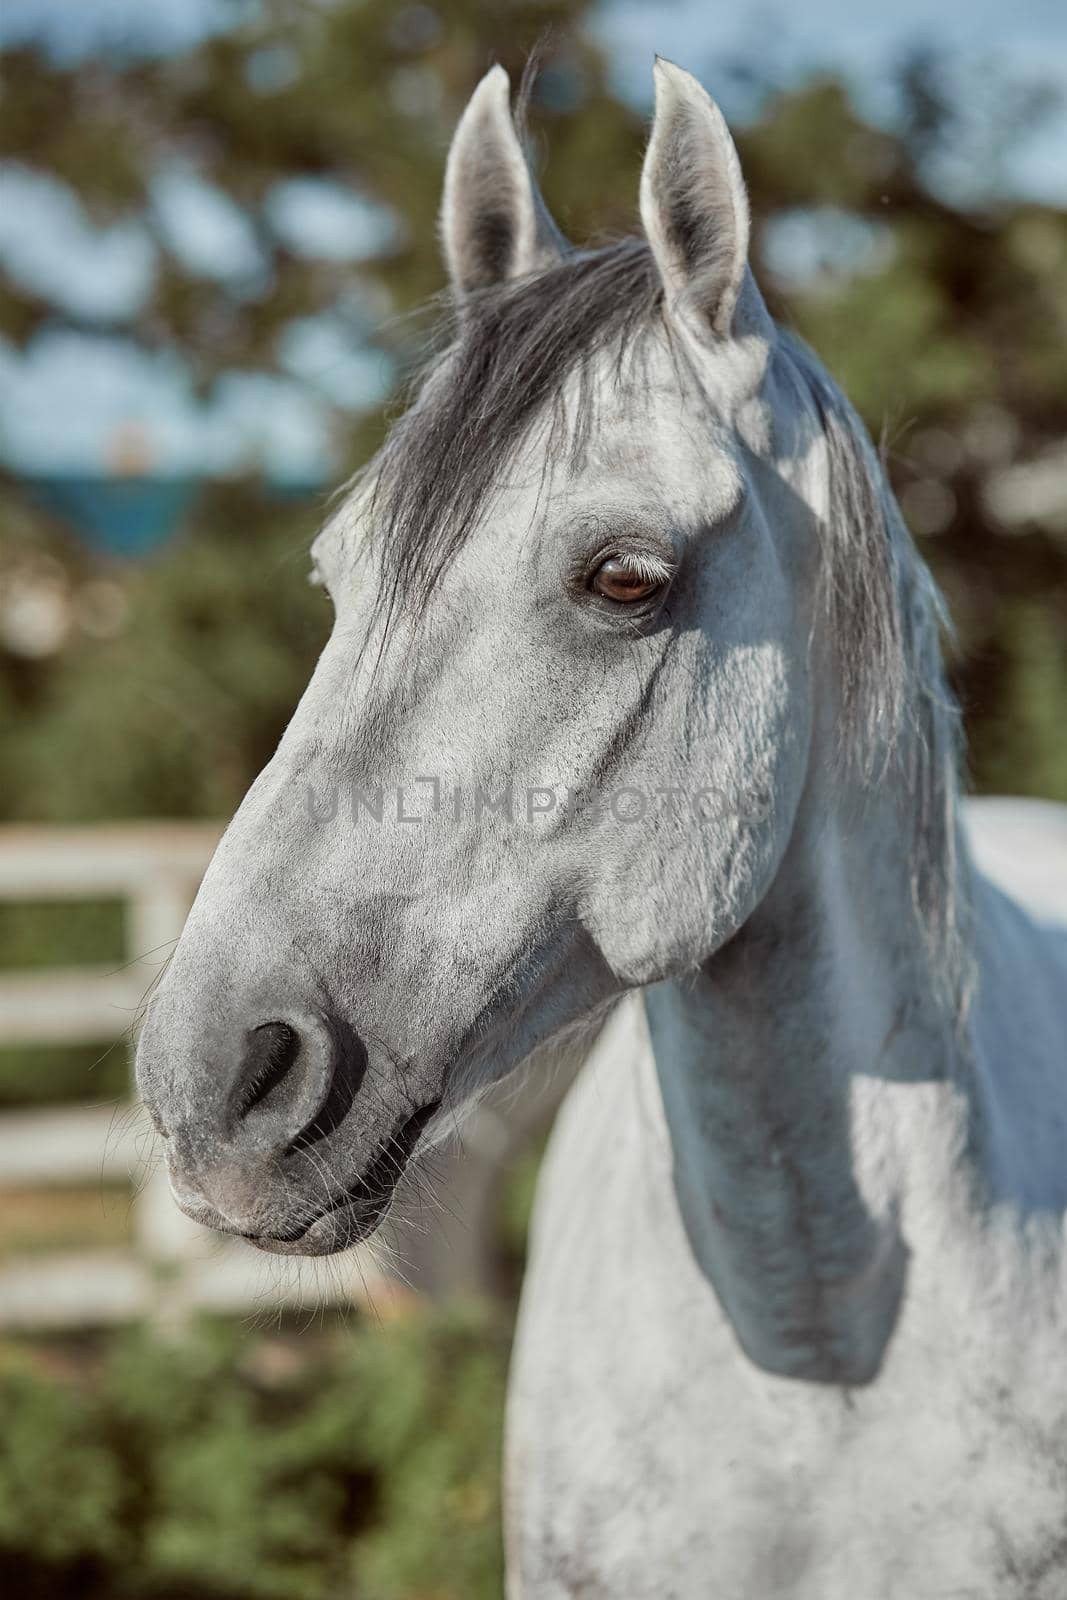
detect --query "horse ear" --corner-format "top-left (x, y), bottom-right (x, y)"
top-left (640, 60), bottom-right (759, 340)
top-left (441, 65), bottom-right (568, 299)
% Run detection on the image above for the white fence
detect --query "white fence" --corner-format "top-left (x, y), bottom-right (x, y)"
top-left (0, 823), bottom-right (566, 1331)
top-left (0, 823), bottom-right (398, 1330)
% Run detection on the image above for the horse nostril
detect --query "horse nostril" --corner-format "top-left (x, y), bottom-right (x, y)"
top-left (234, 1020), bottom-right (303, 1120)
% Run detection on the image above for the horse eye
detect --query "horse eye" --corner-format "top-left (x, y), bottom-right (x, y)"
top-left (589, 557), bottom-right (665, 604)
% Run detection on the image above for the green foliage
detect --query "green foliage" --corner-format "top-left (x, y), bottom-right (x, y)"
top-left (0, 2), bottom-right (640, 380)
top-left (0, 1366), bottom-right (127, 1567)
top-left (967, 600), bottom-right (1067, 800)
top-left (2, 18), bottom-right (1064, 821)
top-left (792, 252), bottom-right (996, 421)
top-left (0, 1308), bottom-right (509, 1599)
top-left (746, 76), bottom-right (1067, 805)
top-left (1, 485), bottom-right (330, 823)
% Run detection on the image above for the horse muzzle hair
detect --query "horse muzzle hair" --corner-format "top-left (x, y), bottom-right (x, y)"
top-left (136, 969), bottom-right (446, 1256)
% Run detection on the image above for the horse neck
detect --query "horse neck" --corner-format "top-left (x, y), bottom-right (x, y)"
top-left (644, 690), bottom-right (974, 1386)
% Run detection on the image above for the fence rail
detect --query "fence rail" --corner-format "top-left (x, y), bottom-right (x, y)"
top-left (0, 822), bottom-right (401, 1329)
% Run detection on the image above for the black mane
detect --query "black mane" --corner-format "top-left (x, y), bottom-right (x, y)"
top-left (369, 238), bottom-right (664, 608)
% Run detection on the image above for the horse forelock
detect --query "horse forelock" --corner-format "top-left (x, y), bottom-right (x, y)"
top-left (362, 239), bottom-right (664, 601)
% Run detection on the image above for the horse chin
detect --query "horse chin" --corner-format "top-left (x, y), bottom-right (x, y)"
top-left (244, 1098), bottom-right (441, 1256)
top-left (245, 1194), bottom-right (391, 1257)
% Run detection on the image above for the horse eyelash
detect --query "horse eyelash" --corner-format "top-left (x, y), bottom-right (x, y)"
top-left (611, 551), bottom-right (674, 585)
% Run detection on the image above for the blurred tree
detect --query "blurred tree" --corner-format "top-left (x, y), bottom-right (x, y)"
top-left (0, 0), bottom-right (648, 826)
top-left (0, 1308), bottom-right (510, 1598)
top-left (1, 480), bottom-right (331, 821)
top-left (0, 8), bottom-right (1064, 832)
top-left (733, 56), bottom-right (1067, 796)
top-left (0, 1), bottom-right (643, 387)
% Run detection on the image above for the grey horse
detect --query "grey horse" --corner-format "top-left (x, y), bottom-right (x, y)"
top-left (137, 61), bottom-right (1067, 1598)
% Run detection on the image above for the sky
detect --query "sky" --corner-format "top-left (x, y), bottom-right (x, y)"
top-left (1, 0), bottom-right (1065, 482)
top-left (607, 0), bottom-right (1067, 204)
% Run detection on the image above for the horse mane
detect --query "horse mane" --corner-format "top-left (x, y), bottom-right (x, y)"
top-left (777, 335), bottom-right (969, 1024)
top-left (361, 237), bottom-right (969, 1021)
